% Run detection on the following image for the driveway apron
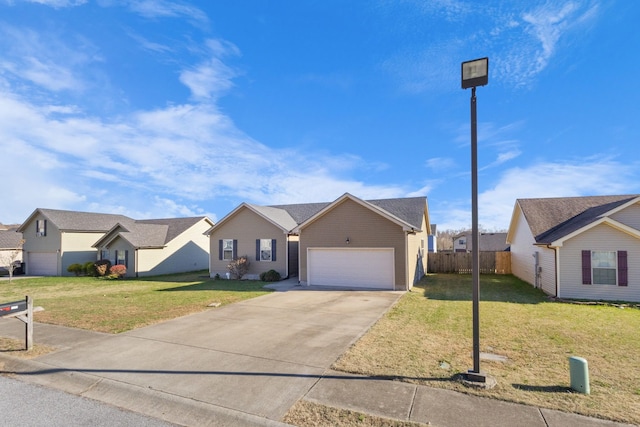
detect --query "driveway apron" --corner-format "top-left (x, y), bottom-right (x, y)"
top-left (4, 289), bottom-right (402, 423)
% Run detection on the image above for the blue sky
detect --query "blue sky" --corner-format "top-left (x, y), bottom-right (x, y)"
top-left (1, 0), bottom-right (638, 231)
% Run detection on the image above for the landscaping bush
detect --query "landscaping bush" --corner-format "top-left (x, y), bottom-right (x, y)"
top-left (109, 264), bottom-right (127, 279)
top-left (94, 259), bottom-right (112, 277)
top-left (260, 269), bottom-right (281, 282)
top-left (84, 261), bottom-right (96, 276)
top-left (67, 263), bottom-right (85, 276)
top-left (227, 256), bottom-right (250, 279)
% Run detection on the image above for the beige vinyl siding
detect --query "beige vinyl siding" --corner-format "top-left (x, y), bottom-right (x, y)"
top-left (137, 220), bottom-right (210, 277)
top-left (610, 202), bottom-right (640, 229)
top-left (537, 246), bottom-right (557, 296)
top-left (209, 207), bottom-right (288, 279)
top-left (508, 208), bottom-right (538, 286)
top-left (558, 223), bottom-right (640, 302)
top-left (60, 232), bottom-right (103, 276)
top-left (22, 214), bottom-right (61, 253)
top-left (298, 198), bottom-right (407, 290)
top-left (407, 215), bottom-right (428, 287)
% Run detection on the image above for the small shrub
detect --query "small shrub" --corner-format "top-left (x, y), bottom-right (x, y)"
top-left (214, 273), bottom-right (221, 280)
top-left (260, 269), bottom-right (281, 282)
top-left (109, 264), bottom-right (127, 278)
top-left (67, 263), bottom-right (84, 276)
top-left (84, 261), bottom-right (96, 276)
top-left (94, 259), bottom-right (112, 277)
top-left (227, 256), bottom-right (250, 279)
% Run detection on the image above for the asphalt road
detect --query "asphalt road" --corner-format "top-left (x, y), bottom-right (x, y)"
top-left (0, 375), bottom-right (177, 427)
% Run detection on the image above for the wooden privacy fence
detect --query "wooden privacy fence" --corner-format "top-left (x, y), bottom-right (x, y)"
top-left (428, 252), bottom-right (511, 274)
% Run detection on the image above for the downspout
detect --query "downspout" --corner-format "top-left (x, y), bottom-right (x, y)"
top-left (284, 231), bottom-right (289, 280)
top-left (404, 231), bottom-right (410, 291)
top-left (554, 246), bottom-right (560, 298)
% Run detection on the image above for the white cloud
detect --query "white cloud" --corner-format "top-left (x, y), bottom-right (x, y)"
top-left (432, 157), bottom-right (639, 232)
top-left (426, 157), bottom-right (456, 171)
top-left (0, 24), bottom-right (97, 93)
top-left (21, 0), bottom-right (87, 7)
top-left (179, 39), bottom-right (240, 101)
top-left (125, 0), bottom-right (208, 25)
top-left (479, 158), bottom-right (638, 230)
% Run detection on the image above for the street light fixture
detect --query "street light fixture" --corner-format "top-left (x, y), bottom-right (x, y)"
top-left (461, 57), bottom-right (489, 384)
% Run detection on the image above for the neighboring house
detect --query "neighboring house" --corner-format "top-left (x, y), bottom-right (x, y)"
top-left (453, 232), bottom-right (508, 253)
top-left (93, 217), bottom-right (213, 277)
top-left (506, 195), bottom-right (640, 302)
top-left (0, 228), bottom-right (23, 270)
top-left (209, 193), bottom-right (430, 291)
top-left (17, 208), bottom-right (212, 277)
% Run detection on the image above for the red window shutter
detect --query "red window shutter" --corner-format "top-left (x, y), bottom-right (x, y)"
top-left (581, 250), bottom-right (591, 285)
top-left (618, 251), bottom-right (628, 286)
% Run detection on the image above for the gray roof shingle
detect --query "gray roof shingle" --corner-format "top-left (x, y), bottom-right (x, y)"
top-left (0, 230), bottom-right (23, 249)
top-left (518, 195), bottom-right (639, 243)
top-left (22, 209), bottom-right (135, 232)
top-left (272, 196), bottom-right (427, 231)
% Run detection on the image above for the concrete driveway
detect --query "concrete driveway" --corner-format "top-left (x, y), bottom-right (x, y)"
top-left (0, 287), bottom-right (402, 426)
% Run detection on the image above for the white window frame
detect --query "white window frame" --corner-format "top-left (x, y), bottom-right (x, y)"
top-left (223, 239), bottom-right (234, 261)
top-left (116, 250), bottom-right (127, 267)
top-left (260, 239), bottom-right (272, 261)
top-left (36, 219), bottom-right (46, 237)
top-left (591, 251), bottom-right (617, 286)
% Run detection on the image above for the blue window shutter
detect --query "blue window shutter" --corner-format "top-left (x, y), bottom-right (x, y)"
top-left (125, 250), bottom-right (129, 268)
top-left (218, 240), bottom-right (223, 260)
top-left (581, 250), bottom-right (591, 285)
top-left (233, 240), bottom-right (238, 259)
top-left (618, 251), bottom-right (628, 286)
top-left (272, 239), bottom-right (276, 262)
top-left (43, 220), bottom-right (47, 236)
top-left (256, 239), bottom-right (260, 261)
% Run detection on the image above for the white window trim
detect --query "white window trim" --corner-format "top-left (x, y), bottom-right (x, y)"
top-left (223, 239), bottom-right (234, 261)
top-left (591, 250), bottom-right (617, 286)
top-left (260, 239), bottom-right (272, 262)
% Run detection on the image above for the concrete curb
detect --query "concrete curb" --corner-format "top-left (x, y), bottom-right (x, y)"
top-left (0, 355), bottom-right (293, 427)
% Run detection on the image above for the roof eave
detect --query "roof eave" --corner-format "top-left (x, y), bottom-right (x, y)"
top-left (550, 217), bottom-right (640, 247)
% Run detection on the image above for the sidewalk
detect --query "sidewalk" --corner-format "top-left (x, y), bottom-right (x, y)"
top-left (0, 298), bottom-right (634, 427)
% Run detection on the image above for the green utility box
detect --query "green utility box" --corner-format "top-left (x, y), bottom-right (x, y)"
top-left (569, 356), bottom-right (590, 394)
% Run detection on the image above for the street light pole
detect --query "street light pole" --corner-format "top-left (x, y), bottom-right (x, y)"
top-left (461, 57), bottom-right (489, 384)
top-left (471, 85), bottom-right (480, 376)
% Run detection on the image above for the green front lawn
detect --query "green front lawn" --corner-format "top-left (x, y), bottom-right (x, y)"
top-left (333, 274), bottom-right (640, 425)
top-left (0, 271), bottom-right (272, 333)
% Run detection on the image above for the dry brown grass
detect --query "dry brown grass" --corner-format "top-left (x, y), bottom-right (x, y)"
top-left (283, 400), bottom-right (428, 427)
top-left (0, 336), bottom-right (56, 358)
top-left (333, 274), bottom-right (640, 425)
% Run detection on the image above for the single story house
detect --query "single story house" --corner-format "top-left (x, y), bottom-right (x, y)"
top-left (208, 193), bottom-right (430, 290)
top-left (93, 217), bottom-right (213, 277)
top-left (506, 195), bottom-right (640, 302)
top-left (17, 208), bottom-right (213, 277)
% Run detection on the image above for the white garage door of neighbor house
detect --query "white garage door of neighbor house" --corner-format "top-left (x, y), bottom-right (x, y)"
top-left (28, 252), bottom-right (57, 276)
top-left (307, 248), bottom-right (394, 289)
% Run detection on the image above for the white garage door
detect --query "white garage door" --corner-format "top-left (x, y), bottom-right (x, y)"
top-left (28, 252), bottom-right (57, 276)
top-left (307, 248), bottom-right (394, 289)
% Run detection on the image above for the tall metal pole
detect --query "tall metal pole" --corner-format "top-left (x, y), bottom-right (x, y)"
top-left (471, 86), bottom-right (481, 375)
